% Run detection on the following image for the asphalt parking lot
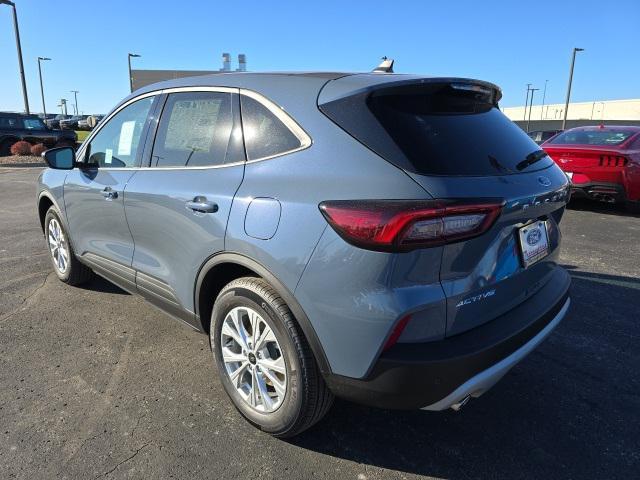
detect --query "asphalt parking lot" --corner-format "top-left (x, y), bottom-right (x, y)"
top-left (1, 167), bottom-right (638, 479)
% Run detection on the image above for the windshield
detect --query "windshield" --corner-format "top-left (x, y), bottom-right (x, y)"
top-left (549, 129), bottom-right (637, 146)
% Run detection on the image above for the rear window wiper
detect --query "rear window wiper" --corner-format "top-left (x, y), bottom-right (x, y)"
top-left (516, 150), bottom-right (548, 171)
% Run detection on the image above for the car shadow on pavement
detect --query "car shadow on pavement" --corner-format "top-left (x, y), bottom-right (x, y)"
top-left (567, 198), bottom-right (639, 218)
top-left (76, 275), bottom-right (130, 295)
top-left (288, 268), bottom-right (639, 479)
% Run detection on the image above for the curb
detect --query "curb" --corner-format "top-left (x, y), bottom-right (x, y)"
top-left (0, 163), bottom-right (45, 168)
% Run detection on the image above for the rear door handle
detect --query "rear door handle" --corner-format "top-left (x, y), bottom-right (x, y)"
top-left (186, 196), bottom-right (218, 213)
top-left (102, 187), bottom-right (118, 200)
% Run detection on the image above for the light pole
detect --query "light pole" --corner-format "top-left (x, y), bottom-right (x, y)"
top-left (128, 53), bottom-right (141, 93)
top-left (524, 83), bottom-right (532, 122)
top-left (526, 88), bottom-right (539, 133)
top-left (1, 0), bottom-right (29, 113)
top-left (37, 57), bottom-right (51, 117)
top-left (562, 47), bottom-right (584, 130)
top-left (540, 79), bottom-right (548, 120)
top-left (70, 90), bottom-right (79, 115)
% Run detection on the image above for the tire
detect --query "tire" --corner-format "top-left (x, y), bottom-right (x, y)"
top-left (211, 277), bottom-right (333, 438)
top-left (44, 207), bottom-right (93, 285)
top-left (54, 139), bottom-right (76, 149)
top-left (0, 139), bottom-right (14, 157)
top-left (626, 201), bottom-right (640, 215)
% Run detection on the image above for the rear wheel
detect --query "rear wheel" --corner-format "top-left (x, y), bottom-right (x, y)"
top-left (626, 200), bottom-right (640, 215)
top-left (211, 277), bottom-right (333, 437)
top-left (44, 207), bottom-right (93, 285)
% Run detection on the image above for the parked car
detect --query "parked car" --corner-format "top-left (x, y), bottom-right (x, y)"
top-left (542, 125), bottom-right (640, 211)
top-left (60, 115), bottom-right (90, 131)
top-left (37, 72), bottom-right (571, 437)
top-left (45, 114), bottom-right (72, 130)
top-left (528, 129), bottom-right (562, 145)
top-left (77, 114), bottom-right (104, 130)
top-left (0, 112), bottom-right (77, 156)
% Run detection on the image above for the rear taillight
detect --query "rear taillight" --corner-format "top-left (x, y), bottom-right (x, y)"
top-left (599, 155), bottom-right (629, 167)
top-left (318, 199), bottom-right (503, 252)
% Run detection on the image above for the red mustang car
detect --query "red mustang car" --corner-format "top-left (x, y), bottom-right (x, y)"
top-left (542, 125), bottom-right (640, 212)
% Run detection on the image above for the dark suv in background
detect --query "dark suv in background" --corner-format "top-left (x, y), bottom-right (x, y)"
top-left (0, 113), bottom-right (77, 156)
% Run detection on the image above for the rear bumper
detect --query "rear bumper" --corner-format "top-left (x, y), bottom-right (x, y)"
top-left (325, 267), bottom-right (571, 410)
top-left (570, 181), bottom-right (626, 202)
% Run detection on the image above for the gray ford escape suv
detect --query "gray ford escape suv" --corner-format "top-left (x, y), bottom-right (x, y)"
top-left (37, 72), bottom-right (571, 437)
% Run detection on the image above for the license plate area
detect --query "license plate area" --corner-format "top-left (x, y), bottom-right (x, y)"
top-left (518, 220), bottom-right (550, 268)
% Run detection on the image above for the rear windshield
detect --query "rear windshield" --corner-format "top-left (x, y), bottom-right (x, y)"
top-left (548, 129), bottom-right (636, 146)
top-left (320, 83), bottom-right (553, 176)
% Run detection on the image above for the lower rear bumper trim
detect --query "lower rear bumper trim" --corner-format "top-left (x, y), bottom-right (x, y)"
top-left (422, 297), bottom-right (570, 410)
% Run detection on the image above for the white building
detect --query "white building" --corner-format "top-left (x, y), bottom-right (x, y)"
top-left (503, 99), bottom-right (640, 122)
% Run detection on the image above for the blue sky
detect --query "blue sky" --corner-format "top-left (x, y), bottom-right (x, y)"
top-left (1, 0), bottom-right (638, 114)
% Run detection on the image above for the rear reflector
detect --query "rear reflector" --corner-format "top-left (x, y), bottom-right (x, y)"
top-left (319, 199), bottom-right (503, 252)
top-left (383, 314), bottom-right (412, 352)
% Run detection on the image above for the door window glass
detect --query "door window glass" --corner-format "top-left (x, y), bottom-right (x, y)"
top-left (151, 92), bottom-right (233, 167)
top-left (23, 118), bottom-right (46, 130)
top-left (0, 117), bottom-right (18, 129)
top-left (240, 95), bottom-right (302, 160)
top-left (87, 96), bottom-right (154, 168)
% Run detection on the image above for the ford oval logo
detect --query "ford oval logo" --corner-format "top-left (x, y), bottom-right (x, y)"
top-left (538, 176), bottom-right (551, 187)
top-left (526, 229), bottom-right (542, 246)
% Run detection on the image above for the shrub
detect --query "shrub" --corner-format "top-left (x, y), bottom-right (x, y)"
top-left (10, 140), bottom-right (32, 156)
top-left (30, 143), bottom-right (47, 156)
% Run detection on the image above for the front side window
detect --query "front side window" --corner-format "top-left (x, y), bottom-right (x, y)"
top-left (240, 95), bottom-right (302, 160)
top-left (86, 96), bottom-right (154, 168)
top-left (23, 118), bottom-right (46, 130)
top-left (151, 92), bottom-right (234, 167)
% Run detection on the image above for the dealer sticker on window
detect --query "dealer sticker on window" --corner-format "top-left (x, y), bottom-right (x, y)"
top-left (518, 221), bottom-right (550, 268)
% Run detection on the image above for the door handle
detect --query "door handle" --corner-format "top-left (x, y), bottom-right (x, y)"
top-left (102, 187), bottom-right (118, 200)
top-left (186, 196), bottom-right (218, 213)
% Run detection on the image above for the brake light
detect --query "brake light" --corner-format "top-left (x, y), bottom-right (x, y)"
top-left (319, 199), bottom-right (503, 252)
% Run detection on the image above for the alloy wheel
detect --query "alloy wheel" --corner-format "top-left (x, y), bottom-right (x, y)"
top-left (47, 218), bottom-right (68, 274)
top-left (218, 306), bottom-right (287, 413)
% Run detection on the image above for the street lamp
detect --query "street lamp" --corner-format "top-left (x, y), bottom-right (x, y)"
top-left (37, 57), bottom-right (51, 117)
top-left (524, 83), bottom-right (532, 122)
top-left (1, 0), bottom-right (29, 113)
top-left (540, 80), bottom-right (548, 120)
top-left (128, 53), bottom-right (141, 93)
top-left (562, 47), bottom-right (584, 130)
top-left (526, 88), bottom-right (539, 133)
top-left (70, 90), bottom-right (79, 115)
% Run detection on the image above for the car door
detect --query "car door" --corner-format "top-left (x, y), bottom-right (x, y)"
top-left (123, 88), bottom-right (245, 326)
top-left (63, 94), bottom-right (158, 292)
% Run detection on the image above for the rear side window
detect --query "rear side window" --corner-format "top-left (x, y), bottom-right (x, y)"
top-left (240, 95), bottom-right (302, 160)
top-left (321, 83), bottom-right (553, 176)
top-left (0, 117), bottom-right (18, 129)
top-left (152, 92), bottom-right (234, 167)
top-left (549, 129), bottom-right (636, 146)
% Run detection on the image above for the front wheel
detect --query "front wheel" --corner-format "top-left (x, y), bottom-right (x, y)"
top-left (211, 277), bottom-right (333, 438)
top-left (44, 207), bottom-right (93, 285)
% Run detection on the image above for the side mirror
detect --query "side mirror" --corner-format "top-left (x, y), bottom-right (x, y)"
top-left (42, 147), bottom-right (75, 170)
